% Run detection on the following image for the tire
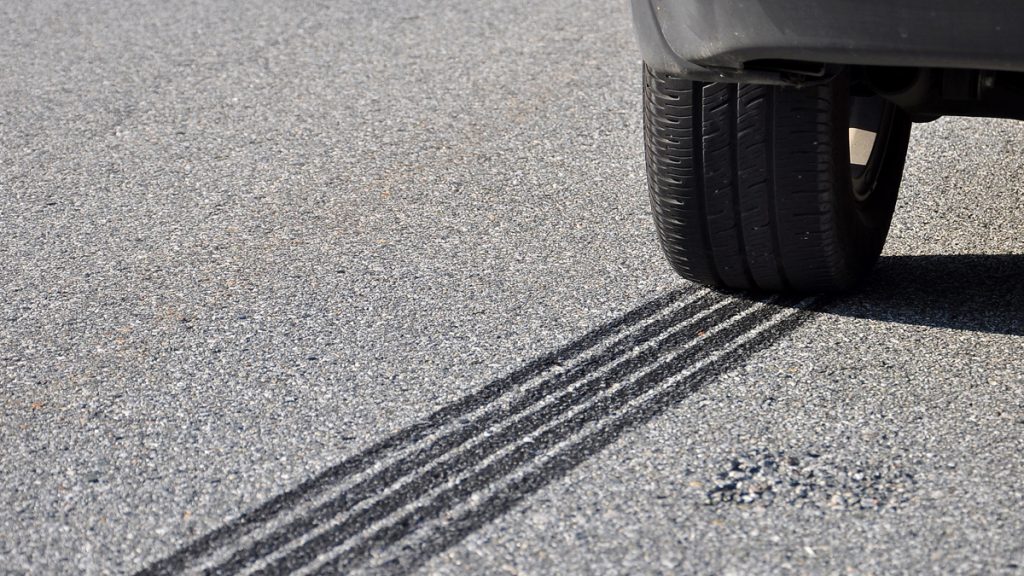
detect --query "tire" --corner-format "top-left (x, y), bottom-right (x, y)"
top-left (642, 65), bottom-right (912, 293)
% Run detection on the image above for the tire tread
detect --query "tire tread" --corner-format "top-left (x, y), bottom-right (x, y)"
top-left (642, 65), bottom-right (909, 293)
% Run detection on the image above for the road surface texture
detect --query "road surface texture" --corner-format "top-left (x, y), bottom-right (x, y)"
top-left (3, 0), bottom-right (1024, 574)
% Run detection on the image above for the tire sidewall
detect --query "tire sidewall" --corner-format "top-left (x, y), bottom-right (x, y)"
top-left (830, 75), bottom-right (913, 286)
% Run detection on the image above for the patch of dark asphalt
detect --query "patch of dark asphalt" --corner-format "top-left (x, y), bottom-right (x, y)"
top-left (702, 447), bottom-right (918, 511)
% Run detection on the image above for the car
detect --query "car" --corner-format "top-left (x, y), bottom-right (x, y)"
top-left (632, 0), bottom-right (1024, 293)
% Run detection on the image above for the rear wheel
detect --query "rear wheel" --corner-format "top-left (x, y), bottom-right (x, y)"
top-left (642, 65), bottom-right (912, 293)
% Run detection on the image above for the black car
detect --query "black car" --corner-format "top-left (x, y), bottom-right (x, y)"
top-left (633, 0), bottom-right (1024, 292)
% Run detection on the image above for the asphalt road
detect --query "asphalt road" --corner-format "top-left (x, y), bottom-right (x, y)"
top-left (3, 0), bottom-right (1024, 574)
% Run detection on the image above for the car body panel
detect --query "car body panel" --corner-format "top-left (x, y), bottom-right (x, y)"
top-left (633, 0), bottom-right (1024, 83)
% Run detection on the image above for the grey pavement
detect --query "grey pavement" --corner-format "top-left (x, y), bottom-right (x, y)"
top-left (2, 0), bottom-right (1024, 574)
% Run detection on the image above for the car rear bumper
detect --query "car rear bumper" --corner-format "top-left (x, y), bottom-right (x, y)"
top-left (633, 0), bottom-right (1024, 84)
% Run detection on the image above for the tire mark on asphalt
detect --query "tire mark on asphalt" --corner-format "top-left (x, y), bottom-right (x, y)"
top-left (371, 302), bottom-right (822, 575)
top-left (256, 297), bottom-right (811, 574)
top-left (211, 292), bottom-right (743, 574)
top-left (206, 290), bottom-right (728, 573)
top-left (137, 289), bottom-right (688, 575)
